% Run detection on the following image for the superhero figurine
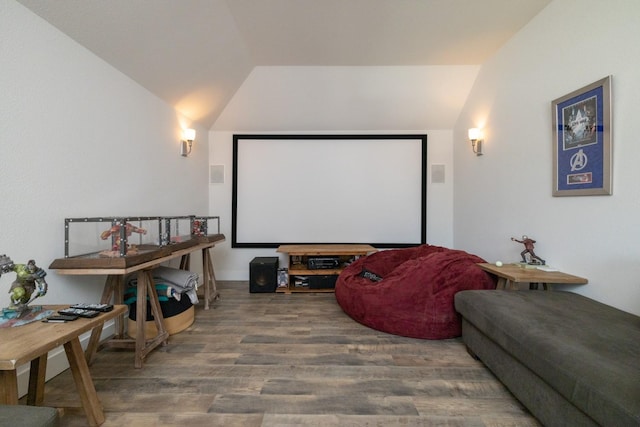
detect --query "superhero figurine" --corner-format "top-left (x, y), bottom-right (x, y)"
top-left (9, 260), bottom-right (48, 308)
top-left (511, 235), bottom-right (545, 265)
top-left (100, 222), bottom-right (147, 256)
top-left (0, 255), bottom-right (48, 312)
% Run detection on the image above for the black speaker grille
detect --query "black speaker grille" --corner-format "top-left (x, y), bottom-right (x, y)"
top-left (249, 257), bottom-right (279, 293)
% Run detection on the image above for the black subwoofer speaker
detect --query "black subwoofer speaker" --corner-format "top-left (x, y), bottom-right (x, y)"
top-left (249, 257), bottom-right (279, 293)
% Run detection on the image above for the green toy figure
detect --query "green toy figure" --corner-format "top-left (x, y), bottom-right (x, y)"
top-left (0, 255), bottom-right (48, 311)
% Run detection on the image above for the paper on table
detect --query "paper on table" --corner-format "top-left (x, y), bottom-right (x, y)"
top-left (536, 265), bottom-right (559, 272)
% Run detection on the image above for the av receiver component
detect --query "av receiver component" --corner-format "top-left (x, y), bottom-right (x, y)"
top-left (307, 257), bottom-right (340, 270)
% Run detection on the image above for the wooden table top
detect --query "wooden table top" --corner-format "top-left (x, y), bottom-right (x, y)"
top-left (477, 263), bottom-right (588, 284)
top-left (277, 244), bottom-right (377, 255)
top-left (0, 305), bottom-right (126, 370)
top-left (51, 239), bottom-right (224, 275)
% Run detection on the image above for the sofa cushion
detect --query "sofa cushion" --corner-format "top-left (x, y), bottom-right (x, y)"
top-left (455, 290), bottom-right (640, 426)
top-left (0, 405), bottom-right (59, 427)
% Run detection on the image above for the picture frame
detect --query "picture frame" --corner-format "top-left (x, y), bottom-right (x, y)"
top-left (552, 76), bottom-right (612, 196)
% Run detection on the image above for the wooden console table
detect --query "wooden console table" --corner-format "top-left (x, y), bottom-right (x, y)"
top-left (0, 305), bottom-right (126, 426)
top-left (276, 244), bottom-right (376, 293)
top-left (477, 263), bottom-right (588, 290)
top-left (50, 237), bottom-right (224, 368)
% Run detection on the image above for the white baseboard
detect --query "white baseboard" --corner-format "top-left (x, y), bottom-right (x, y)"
top-left (16, 318), bottom-right (117, 398)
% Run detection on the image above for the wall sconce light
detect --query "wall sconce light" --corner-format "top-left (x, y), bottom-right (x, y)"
top-left (181, 128), bottom-right (196, 157)
top-left (468, 128), bottom-right (483, 156)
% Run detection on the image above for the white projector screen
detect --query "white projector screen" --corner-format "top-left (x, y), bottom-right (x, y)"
top-left (232, 134), bottom-right (427, 248)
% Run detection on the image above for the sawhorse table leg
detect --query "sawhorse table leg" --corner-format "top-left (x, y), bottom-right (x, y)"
top-left (0, 370), bottom-right (19, 404)
top-left (64, 337), bottom-right (105, 426)
top-left (133, 269), bottom-right (169, 368)
top-left (86, 275), bottom-right (124, 365)
top-left (180, 246), bottom-right (220, 310)
top-left (201, 247), bottom-right (219, 309)
top-left (89, 270), bottom-right (169, 368)
top-left (27, 355), bottom-right (47, 406)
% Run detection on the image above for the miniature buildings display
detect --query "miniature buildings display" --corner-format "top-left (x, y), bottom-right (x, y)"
top-left (65, 217), bottom-right (163, 259)
top-left (162, 216), bottom-right (221, 245)
top-left (49, 215), bottom-right (222, 269)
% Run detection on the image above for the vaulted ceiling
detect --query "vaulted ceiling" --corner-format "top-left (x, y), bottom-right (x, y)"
top-left (16, 0), bottom-right (551, 128)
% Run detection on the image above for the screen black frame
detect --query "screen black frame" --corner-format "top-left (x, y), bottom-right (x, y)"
top-left (232, 133), bottom-right (427, 248)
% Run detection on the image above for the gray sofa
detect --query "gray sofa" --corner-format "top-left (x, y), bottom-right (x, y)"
top-left (0, 405), bottom-right (59, 427)
top-left (455, 290), bottom-right (640, 427)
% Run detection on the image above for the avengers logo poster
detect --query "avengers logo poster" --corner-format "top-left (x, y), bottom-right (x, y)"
top-left (552, 76), bottom-right (612, 196)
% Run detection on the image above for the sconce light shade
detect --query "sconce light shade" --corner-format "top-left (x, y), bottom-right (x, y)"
top-left (183, 128), bottom-right (196, 142)
top-left (468, 128), bottom-right (483, 156)
top-left (181, 128), bottom-right (196, 157)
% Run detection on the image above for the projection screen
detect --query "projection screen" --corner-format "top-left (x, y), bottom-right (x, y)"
top-left (232, 134), bottom-right (427, 248)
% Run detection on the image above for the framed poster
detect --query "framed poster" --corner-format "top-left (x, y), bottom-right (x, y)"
top-left (552, 76), bottom-right (612, 196)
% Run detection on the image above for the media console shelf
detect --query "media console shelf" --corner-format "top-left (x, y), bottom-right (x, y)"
top-left (276, 244), bottom-right (377, 294)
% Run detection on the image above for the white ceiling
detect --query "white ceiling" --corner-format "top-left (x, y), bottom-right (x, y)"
top-left (16, 0), bottom-right (551, 128)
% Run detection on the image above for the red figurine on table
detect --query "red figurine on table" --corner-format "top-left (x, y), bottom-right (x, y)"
top-left (100, 223), bottom-right (147, 256)
top-left (511, 235), bottom-right (545, 265)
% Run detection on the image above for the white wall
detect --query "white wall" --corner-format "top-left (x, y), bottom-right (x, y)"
top-left (1, 2), bottom-right (209, 307)
top-left (209, 65), bottom-right (466, 280)
top-left (455, 0), bottom-right (640, 315)
top-left (213, 66), bottom-right (480, 132)
top-left (2, 0), bottom-right (210, 394)
top-left (209, 128), bottom-right (454, 280)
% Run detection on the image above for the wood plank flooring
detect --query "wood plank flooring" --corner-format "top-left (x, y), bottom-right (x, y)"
top-left (39, 281), bottom-right (539, 426)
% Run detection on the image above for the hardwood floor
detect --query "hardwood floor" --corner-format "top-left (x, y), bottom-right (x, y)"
top-left (41, 281), bottom-right (539, 426)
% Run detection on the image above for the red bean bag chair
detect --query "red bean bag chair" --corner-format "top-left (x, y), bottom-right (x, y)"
top-left (335, 245), bottom-right (496, 339)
